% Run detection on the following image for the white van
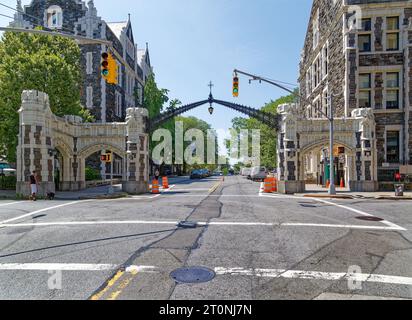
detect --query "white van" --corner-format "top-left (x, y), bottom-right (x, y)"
top-left (241, 168), bottom-right (252, 177)
top-left (250, 166), bottom-right (267, 182)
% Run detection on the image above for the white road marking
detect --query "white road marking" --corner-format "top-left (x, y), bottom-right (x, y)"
top-left (0, 200), bottom-right (92, 225)
top-left (2, 263), bottom-right (412, 288)
top-left (313, 198), bottom-right (406, 231)
top-left (258, 188), bottom-right (407, 232)
top-left (0, 263), bottom-right (117, 271)
top-left (214, 267), bottom-right (412, 286)
top-left (0, 220), bottom-right (402, 231)
top-left (0, 202), bottom-right (21, 208)
top-left (125, 265), bottom-right (159, 273)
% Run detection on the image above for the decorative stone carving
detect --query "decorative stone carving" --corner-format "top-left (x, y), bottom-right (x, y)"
top-left (16, 91), bottom-right (150, 197)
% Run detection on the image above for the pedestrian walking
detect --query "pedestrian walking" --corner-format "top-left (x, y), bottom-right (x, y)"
top-left (29, 171), bottom-right (38, 201)
top-left (154, 168), bottom-right (160, 181)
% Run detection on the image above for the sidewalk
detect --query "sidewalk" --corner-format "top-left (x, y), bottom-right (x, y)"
top-left (296, 184), bottom-right (412, 200)
top-left (0, 184), bottom-right (128, 200)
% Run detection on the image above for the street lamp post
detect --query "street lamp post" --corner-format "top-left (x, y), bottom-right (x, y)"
top-left (328, 95), bottom-right (336, 195)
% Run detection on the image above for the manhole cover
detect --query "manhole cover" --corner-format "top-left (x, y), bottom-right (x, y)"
top-left (178, 221), bottom-right (198, 229)
top-left (356, 216), bottom-right (384, 222)
top-left (170, 267), bottom-right (215, 284)
top-left (300, 204), bottom-right (317, 208)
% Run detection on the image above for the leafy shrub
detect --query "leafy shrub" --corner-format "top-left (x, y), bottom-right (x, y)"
top-left (85, 167), bottom-right (101, 181)
top-left (0, 175), bottom-right (16, 190)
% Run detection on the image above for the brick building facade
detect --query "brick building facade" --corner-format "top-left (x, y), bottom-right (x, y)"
top-left (10, 0), bottom-right (152, 124)
top-left (299, 0), bottom-right (412, 183)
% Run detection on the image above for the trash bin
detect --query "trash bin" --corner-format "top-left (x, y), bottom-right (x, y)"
top-left (395, 184), bottom-right (405, 197)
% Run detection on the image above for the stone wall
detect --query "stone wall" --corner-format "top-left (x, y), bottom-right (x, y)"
top-left (299, 0), bottom-right (346, 117)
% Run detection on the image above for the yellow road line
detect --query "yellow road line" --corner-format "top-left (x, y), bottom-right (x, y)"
top-left (209, 180), bottom-right (223, 194)
top-left (90, 270), bottom-right (124, 300)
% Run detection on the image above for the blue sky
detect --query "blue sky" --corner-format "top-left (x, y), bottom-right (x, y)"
top-left (0, 0), bottom-right (312, 156)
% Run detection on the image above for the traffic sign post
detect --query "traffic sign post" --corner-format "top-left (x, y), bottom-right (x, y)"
top-left (101, 152), bottom-right (114, 194)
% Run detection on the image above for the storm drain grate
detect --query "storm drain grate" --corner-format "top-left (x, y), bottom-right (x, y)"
top-left (170, 267), bottom-right (216, 284)
top-left (356, 216), bottom-right (384, 222)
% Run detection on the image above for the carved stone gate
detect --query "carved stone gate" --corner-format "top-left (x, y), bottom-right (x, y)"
top-left (16, 90), bottom-right (149, 197)
top-left (277, 104), bottom-right (378, 193)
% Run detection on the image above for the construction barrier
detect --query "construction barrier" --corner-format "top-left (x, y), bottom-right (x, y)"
top-left (152, 179), bottom-right (160, 194)
top-left (271, 177), bottom-right (278, 192)
top-left (264, 178), bottom-right (273, 193)
top-left (162, 177), bottom-right (169, 189)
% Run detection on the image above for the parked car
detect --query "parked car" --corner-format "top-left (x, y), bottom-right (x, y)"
top-left (190, 170), bottom-right (203, 179)
top-left (250, 166), bottom-right (268, 182)
top-left (0, 162), bottom-right (16, 176)
top-left (241, 168), bottom-right (252, 177)
top-left (213, 171), bottom-right (223, 176)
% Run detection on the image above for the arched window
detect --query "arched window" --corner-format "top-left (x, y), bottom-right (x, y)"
top-left (46, 5), bottom-right (63, 29)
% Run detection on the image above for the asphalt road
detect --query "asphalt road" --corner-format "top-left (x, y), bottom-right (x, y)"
top-left (0, 176), bottom-right (412, 300)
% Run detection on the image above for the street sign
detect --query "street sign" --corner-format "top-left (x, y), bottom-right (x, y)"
top-left (101, 153), bottom-right (112, 163)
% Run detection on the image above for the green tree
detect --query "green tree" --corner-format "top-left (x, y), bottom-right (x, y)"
top-left (143, 73), bottom-right (169, 119)
top-left (0, 30), bottom-right (93, 163)
top-left (226, 91), bottom-right (297, 169)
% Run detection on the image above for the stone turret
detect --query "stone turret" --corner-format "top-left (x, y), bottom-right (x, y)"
top-left (16, 90), bottom-right (55, 198)
top-left (123, 107), bottom-right (150, 194)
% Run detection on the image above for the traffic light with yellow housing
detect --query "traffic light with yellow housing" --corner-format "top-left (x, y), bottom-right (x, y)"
top-left (233, 76), bottom-right (239, 97)
top-left (101, 52), bottom-right (118, 85)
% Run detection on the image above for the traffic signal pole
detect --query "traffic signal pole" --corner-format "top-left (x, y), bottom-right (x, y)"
top-left (234, 69), bottom-right (337, 195)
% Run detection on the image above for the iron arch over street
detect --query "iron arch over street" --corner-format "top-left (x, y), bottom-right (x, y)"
top-left (149, 94), bottom-right (281, 130)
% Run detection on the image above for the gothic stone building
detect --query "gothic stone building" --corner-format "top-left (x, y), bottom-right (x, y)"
top-left (286, 0), bottom-right (412, 192)
top-left (10, 0), bottom-right (152, 124)
top-left (10, 0), bottom-right (153, 181)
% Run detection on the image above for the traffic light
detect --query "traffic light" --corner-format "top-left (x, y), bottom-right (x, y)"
top-left (100, 153), bottom-right (112, 163)
top-left (107, 54), bottom-right (118, 85)
top-left (101, 52), bottom-right (118, 85)
top-left (233, 76), bottom-right (239, 97)
top-left (101, 52), bottom-right (109, 79)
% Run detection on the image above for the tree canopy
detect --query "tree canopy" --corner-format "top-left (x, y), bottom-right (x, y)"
top-left (0, 30), bottom-right (93, 163)
top-left (226, 91), bottom-right (297, 169)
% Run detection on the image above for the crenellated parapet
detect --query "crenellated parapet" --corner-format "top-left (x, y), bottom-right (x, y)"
top-left (16, 91), bottom-right (150, 197)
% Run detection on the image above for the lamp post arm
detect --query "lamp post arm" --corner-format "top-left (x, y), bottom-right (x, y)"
top-left (233, 69), bottom-right (331, 120)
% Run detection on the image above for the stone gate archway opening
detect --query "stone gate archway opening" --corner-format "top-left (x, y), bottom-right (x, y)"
top-left (84, 149), bottom-right (125, 183)
top-left (300, 140), bottom-right (355, 192)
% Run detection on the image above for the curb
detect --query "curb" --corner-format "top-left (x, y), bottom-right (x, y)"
top-left (78, 193), bottom-right (128, 200)
top-left (303, 194), bottom-right (355, 200)
top-left (375, 196), bottom-right (412, 201)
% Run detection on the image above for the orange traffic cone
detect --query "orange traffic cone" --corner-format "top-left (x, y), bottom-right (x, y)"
top-left (152, 179), bottom-right (160, 194)
top-left (162, 177), bottom-right (169, 189)
top-left (326, 180), bottom-right (330, 188)
top-left (340, 178), bottom-right (345, 188)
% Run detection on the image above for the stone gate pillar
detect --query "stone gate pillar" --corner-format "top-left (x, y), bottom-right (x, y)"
top-left (277, 104), bottom-right (306, 194)
top-left (122, 107), bottom-right (150, 194)
top-left (351, 109), bottom-right (378, 192)
top-left (16, 90), bottom-right (55, 197)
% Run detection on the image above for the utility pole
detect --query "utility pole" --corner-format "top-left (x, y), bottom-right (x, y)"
top-left (234, 69), bottom-right (337, 195)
